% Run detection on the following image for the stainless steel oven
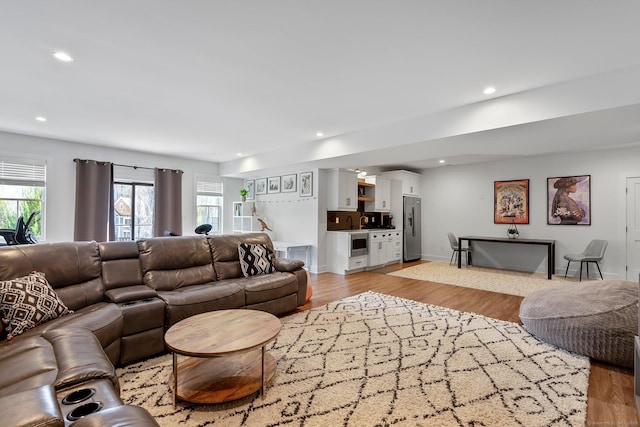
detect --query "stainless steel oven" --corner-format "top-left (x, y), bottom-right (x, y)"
top-left (349, 232), bottom-right (369, 257)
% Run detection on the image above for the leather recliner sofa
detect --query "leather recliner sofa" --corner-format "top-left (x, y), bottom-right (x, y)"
top-left (0, 233), bottom-right (307, 426)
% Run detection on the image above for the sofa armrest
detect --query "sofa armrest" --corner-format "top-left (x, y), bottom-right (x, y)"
top-left (104, 285), bottom-right (158, 304)
top-left (0, 385), bottom-right (64, 427)
top-left (68, 405), bottom-right (160, 427)
top-left (273, 258), bottom-right (304, 272)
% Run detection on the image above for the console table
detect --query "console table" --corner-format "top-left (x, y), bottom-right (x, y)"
top-left (458, 236), bottom-right (556, 279)
top-left (272, 241), bottom-right (311, 268)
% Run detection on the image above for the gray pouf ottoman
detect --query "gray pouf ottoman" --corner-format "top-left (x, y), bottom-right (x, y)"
top-left (519, 280), bottom-right (638, 368)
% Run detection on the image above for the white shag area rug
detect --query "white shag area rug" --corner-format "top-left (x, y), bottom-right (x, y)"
top-left (117, 292), bottom-right (590, 426)
top-left (387, 261), bottom-right (597, 297)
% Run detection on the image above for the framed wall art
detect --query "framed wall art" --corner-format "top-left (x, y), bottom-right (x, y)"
top-left (255, 178), bottom-right (267, 195)
top-left (494, 179), bottom-right (529, 224)
top-left (282, 173), bottom-right (296, 193)
top-left (268, 176), bottom-right (281, 194)
top-left (245, 179), bottom-right (255, 200)
top-left (300, 172), bottom-right (313, 197)
top-left (547, 175), bottom-right (590, 225)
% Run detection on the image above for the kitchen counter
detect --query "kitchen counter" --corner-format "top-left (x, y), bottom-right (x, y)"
top-left (327, 227), bottom-right (398, 232)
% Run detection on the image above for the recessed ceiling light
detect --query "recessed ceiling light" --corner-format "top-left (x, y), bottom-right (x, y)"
top-left (35, 116), bottom-right (47, 122)
top-left (236, 153), bottom-right (243, 157)
top-left (53, 51), bottom-right (74, 62)
top-left (483, 86), bottom-right (496, 95)
top-left (316, 132), bottom-right (324, 137)
top-left (439, 159), bottom-right (445, 164)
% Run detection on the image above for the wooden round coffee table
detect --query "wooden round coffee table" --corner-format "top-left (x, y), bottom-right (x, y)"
top-left (164, 309), bottom-right (282, 404)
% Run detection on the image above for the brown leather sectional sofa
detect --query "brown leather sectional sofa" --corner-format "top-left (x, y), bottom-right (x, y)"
top-left (0, 233), bottom-right (307, 426)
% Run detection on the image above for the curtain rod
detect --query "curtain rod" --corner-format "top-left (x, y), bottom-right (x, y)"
top-left (113, 163), bottom-right (154, 171)
top-left (74, 159), bottom-right (183, 173)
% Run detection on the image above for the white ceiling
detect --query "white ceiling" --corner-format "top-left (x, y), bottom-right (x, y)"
top-left (2, 1), bottom-right (640, 177)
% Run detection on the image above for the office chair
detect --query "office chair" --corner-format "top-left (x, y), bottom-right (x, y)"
top-left (564, 239), bottom-right (608, 281)
top-left (448, 232), bottom-right (472, 266)
top-left (0, 216), bottom-right (23, 245)
top-left (195, 224), bottom-right (212, 235)
top-left (22, 211), bottom-right (39, 244)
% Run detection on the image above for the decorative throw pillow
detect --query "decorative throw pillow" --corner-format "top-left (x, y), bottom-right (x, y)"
top-left (0, 271), bottom-right (72, 340)
top-left (238, 243), bottom-right (275, 277)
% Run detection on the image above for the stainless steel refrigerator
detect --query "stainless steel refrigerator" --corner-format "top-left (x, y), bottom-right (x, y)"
top-left (403, 196), bottom-right (422, 262)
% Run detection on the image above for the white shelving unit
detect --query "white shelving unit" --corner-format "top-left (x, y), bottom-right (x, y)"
top-left (232, 201), bottom-right (259, 233)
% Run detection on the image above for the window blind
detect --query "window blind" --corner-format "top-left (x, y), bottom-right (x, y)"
top-left (197, 180), bottom-right (223, 196)
top-left (0, 158), bottom-right (46, 186)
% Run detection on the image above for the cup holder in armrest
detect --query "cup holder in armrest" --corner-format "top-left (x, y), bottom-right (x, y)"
top-left (61, 388), bottom-right (96, 405)
top-left (66, 401), bottom-right (103, 421)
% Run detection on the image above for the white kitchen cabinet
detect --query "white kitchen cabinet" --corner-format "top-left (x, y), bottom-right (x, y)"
top-left (369, 230), bottom-right (388, 267)
top-left (386, 229), bottom-right (402, 262)
top-left (382, 170), bottom-right (421, 196)
top-left (364, 176), bottom-right (391, 212)
top-left (326, 169), bottom-right (358, 211)
top-left (326, 231), bottom-right (368, 274)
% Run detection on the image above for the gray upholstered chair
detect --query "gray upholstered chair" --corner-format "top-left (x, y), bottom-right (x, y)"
top-left (448, 233), bottom-right (472, 266)
top-left (563, 239), bottom-right (608, 281)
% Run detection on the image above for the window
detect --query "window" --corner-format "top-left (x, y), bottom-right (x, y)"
top-left (0, 158), bottom-right (46, 242)
top-left (113, 182), bottom-right (154, 241)
top-left (196, 178), bottom-right (223, 234)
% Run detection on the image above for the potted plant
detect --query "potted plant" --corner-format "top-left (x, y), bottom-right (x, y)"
top-left (507, 220), bottom-right (519, 239)
top-left (239, 188), bottom-right (248, 202)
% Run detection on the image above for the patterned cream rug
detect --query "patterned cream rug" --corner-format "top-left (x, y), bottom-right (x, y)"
top-left (387, 261), bottom-right (597, 296)
top-left (117, 292), bottom-right (590, 426)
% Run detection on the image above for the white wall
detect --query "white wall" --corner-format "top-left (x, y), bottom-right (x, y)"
top-left (0, 131), bottom-right (220, 242)
top-left (7, 128), bottom-right (638, 280)
top-left (420, 146), bottom-right (640, 279)
top-left (244, 168), bottom-right (321, 272)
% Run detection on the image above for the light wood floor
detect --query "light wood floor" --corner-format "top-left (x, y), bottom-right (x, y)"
top-left (292, 262), bottom-right (639, 425)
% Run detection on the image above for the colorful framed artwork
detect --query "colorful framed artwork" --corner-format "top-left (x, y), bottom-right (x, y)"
top-left (245, 179), bottom-right (255, 200)
top-left (282, 174), bottom-right (296, 193)
top-left (547, 175), bottom-right (591, 225)
top-left (268, 176), bottom-right (281, 194)
top-left (494, 179), bottom-right (529, 224)
top-left (255, 178), bottom-right (267, 195)
top-left (300, 172), bottom-right (313, 197)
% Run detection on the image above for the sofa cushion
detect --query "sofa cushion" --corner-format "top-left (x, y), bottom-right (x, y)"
top-left (208, 233), bottom-right (274, 280)
top-left (0, 335), bottom-right (58, 397)
top-left (157, 282), bottom-right (245, 326)
top-left (238, 243), bottom-right (275, 277)
top-left (0, 272), bottom-right (71, 340)
top-left (241, 272), bottom-right (299, 305)
top-left (0, 385), bottom-right (63, 427)
top-left (99, 241), bottom-right (143, 290)
top-left (0, 242), bottom-right (104, 311)
top-left (138, 236), bottom-right (216, 291)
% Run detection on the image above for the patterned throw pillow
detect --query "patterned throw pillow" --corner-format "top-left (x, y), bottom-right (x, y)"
top-left (0, 271), bottom-right (71, 340)
top-left (238, 243), bottom-right (275, 277)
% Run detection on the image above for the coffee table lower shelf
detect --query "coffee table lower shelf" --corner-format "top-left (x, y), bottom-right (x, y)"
top-left (170, 349), bottom-right (277, 404)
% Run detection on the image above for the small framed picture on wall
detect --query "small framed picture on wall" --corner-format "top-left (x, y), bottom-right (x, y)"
top-left (268, 176), bottom-right (281, 194)
top-left (245, 180), bottom-right (255, 200)
top-left (255, 178), bottom-right (267, 195)
top-left (300, 172), bottom-right (313, 197)
top-left (282, 174), bottom-right (296, 192)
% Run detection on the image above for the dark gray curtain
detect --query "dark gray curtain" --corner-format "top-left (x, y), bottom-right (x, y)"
top-left (73, 159), bottom-right (114, 242)
top-left (154, 168), bottom-right (183, 236)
